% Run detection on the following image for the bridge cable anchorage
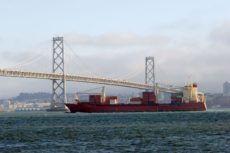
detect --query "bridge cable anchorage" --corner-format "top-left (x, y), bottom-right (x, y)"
top-left (50, 36), bottom-right (67, 111)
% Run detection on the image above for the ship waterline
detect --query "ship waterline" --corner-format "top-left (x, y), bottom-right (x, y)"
top-left (65, 102), bottom-right (207, 113)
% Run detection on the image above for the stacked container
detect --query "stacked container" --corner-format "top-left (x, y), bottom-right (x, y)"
top-left (89, 95), bottom-right (102, 104)
top-left (106, 96), bottom-right (118, 104)
top-left (130, 97), bottom-right (142, 104)
top-left (171, 92), bottom-right (183, 104)
top-left (142, 92), bottom-right (156, 105)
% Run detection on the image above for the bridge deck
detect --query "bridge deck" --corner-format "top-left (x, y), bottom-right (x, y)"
top-left (0, 69), bottom-right (182, 92)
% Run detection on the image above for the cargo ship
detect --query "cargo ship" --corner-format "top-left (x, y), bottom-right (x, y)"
top-left (65, 83), bottom-right (207, 113)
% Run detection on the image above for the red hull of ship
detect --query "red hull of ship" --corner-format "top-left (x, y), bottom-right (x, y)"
top-left (65, 102), bottom-right (207, 113)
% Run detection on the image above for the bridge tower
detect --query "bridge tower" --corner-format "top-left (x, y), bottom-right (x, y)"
top-left (50, 37), bottom-right (67, 111)
top-left (145, 56), bottom-right (155, 90)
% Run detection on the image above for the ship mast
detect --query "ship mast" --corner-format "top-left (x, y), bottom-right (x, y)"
top-left (101, 86), bottom-right (106, 103)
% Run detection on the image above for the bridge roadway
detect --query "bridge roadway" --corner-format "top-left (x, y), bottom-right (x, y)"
top-left (0, 68), bottom-right (182, 93)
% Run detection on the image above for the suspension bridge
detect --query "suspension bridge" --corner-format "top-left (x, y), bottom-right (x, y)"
top-left (0, 37), bottom-right (182, 111)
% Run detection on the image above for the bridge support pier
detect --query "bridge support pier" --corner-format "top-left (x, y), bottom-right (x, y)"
top-left (145, 56), bottom-right (158, 102)
top-left (49, 37), bottom-right (67, 111)
top-left (145, 56), bottom-right (155, 88)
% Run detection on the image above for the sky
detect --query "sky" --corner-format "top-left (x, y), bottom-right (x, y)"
top-left (0, 0), bottom-right (230, 98)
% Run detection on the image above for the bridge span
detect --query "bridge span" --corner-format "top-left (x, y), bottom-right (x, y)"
top-left (0, 68), bottom-right (182, 93)
top-left (0, 37), bottom-right (183, 111)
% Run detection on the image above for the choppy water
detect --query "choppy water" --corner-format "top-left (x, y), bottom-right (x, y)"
top-left (0, 110), bottom-right (230, 153)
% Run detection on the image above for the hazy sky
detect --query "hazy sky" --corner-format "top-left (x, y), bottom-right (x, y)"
top-left (0, 0), bottom-right (230, 98)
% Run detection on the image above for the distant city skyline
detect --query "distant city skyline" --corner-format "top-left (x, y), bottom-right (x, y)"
top-left (1, 0), bottom-right (230, 98)
top-left (223, 81), bottom-right (230, 96)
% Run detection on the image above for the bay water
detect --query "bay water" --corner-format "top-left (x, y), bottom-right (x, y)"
top-left (0, 109), bottom-right (229, 153)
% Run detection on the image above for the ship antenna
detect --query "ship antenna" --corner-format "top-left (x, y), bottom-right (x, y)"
top-left (187, 74), bottom-right (193, 85)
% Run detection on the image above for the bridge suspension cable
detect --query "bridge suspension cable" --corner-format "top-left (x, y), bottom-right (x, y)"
top-left (3, 40), bottom-right (50, 70)
top-left (64, 40), bottom-right (146, 81)
top-left (64, 41), bottom-right (99, 76)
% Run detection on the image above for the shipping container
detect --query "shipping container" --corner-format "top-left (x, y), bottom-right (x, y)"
top-left (89, 95), bottom-right (102, 104)
top-left (142, 92), bottom-right (156, 104)
top-left (130, 97), bottom-right (142, 102)
top-left (171, 92), bottom-right (183, 104)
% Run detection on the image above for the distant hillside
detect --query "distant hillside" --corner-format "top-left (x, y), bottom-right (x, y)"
top-left (12, 92), bottom-right (51, 101)
top-left (10, 92), bottom-right (76, 102)
top-left (206, 93), bottom-right (230, 108)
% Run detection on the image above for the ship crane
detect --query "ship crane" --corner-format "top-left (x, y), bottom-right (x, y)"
top-left (156, 83), bottom-right (183, 93)
top-left (74, 86), bottom-right (107, 103)
top-left (75, 86), bottom-right (106, 95)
